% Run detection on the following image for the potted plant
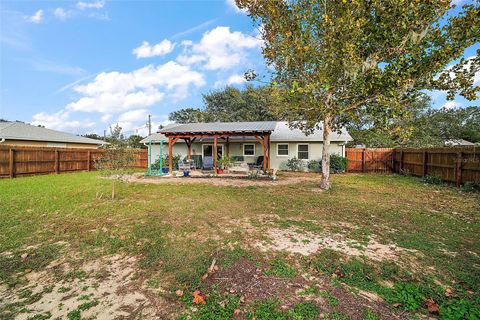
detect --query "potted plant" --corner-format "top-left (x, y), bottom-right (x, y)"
top-left (218, 155), bottom-right (233, 174)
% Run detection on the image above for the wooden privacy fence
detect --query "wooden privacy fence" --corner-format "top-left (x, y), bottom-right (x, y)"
top-left (0, 146), bottom-right (147, 178)
top-left (346, 147), bottom-right (480, 185)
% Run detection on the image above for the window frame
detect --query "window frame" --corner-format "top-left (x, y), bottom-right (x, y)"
top-left (276, 143), bottom-right (289, 157)
top-left (243, 143), bottom-right (255, 156)
top-left (297, 143), bottom-right (309, 160)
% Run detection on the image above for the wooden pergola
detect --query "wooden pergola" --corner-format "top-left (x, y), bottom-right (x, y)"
top-left (161, 128), bottom-right (273, 174)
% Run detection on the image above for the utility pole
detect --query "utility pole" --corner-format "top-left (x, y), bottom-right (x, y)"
top-left (147, 114), bottom-right (152, 135)
top-left (103, 129), bottom-right (106, 141)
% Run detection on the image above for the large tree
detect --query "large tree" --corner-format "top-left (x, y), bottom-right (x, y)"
top-left (237, 0), bottom-right (479, 189)
top-left (169, 85), bottom-right (278, 123)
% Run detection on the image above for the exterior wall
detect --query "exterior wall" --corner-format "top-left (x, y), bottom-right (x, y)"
top-left (1, 139), bottom-right (102, 149)
top-left (148, 140), bottom-right (346, 170)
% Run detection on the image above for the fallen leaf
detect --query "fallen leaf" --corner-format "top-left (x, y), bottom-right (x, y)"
top-left (233, 308), bottom-right (241, 316)
top-left (201, 273), bottom-right (209, 281)
top-left (392, 303), bottom-right (401, 308)
top-left (467, 290), bottom-right (474, 295)
top-left (175, 289), bottom-right (184, 297)
top-left (24, 268), bottom-right (32, 273)
top-left (192, 290), bottom-right (206, 305)
top-left (119, 235), bottom-right (126, 241)
top-left (445, 287), bottom-right (452, 297)
top-left (426, 298), bottom-right (439, 314)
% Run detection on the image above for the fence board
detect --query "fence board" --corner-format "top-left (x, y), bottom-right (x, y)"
top-left (347, 146), bottom-right (480, 185)
top-left (0, 146), bottom-right (147, 178)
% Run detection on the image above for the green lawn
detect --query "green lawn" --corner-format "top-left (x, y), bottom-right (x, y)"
top-left (0, 172), bottom-right (478, 319)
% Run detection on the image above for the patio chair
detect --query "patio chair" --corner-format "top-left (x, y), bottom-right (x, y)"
top-left (252, 156), bottom-right (264, 169)
top-left (203, 156), bottom-right (213, 170)
top-left (178, 160), bottom-right (186, 171)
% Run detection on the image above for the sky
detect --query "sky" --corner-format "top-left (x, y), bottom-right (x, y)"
top-left (0, 0), bottom-right (478, 137)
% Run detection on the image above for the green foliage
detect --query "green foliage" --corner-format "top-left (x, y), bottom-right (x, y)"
top-left (362, 308), bottom-right (380, 320)
top-left (264, 258), bottom-right (297, 278)
top-left (319, 290), bottom-right (339, 307)
top-left (288, 302), bottom-right (320, 320)
top-left (307, 160), bottom-right (321, 173)
top-left (463, 181), bottom-right (480, 193)
top-left (126, 134), bottom-right (146, 149)
top-left (237, 0), bottom-right (480, 188)
top-left (440, 298), bottom-right (480, 320)
top-left (422, 175), bottom-right (444, 185)
top-left (169, 85), bottom-right (279, 123)
top-left (285, 157), bottom-right (305, 171)
top-left (387, 283), bottom-right (425, 311)
top-left (218, 155), bottom-right (234, 170)
top-left (187, 291), bottom-right (240, 320)
top-left (246, 299), bottom-right (287, 320)
top-left (152, 154), bottom-right (182, 170)
top-left (329, 155), bottom-right (348, 174)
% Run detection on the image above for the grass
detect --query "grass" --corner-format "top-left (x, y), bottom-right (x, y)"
top-left (0, 171), bottom-right (479, 318)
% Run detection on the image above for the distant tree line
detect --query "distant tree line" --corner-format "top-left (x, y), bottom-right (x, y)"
top-left (82, 124), bottom-right (146, 149)
top-left (169, 85), bottom-right (279, 123)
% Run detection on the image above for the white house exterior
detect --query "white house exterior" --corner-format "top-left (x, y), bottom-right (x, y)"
top-left (140, 121), bottom-right (352, 170)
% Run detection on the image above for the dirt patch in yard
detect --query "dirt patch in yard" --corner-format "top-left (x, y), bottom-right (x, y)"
top-left (123, 172), bottom-right (320, 187)
top-left (203, 257), bottom-right (406, 319)
top-left (0, 254), bottom-right (175, 320)
top-left (256, 227), bottom-right (406, 261)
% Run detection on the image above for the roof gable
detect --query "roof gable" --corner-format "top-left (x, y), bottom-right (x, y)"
top-left (0, 122), bottom-right (105, 145)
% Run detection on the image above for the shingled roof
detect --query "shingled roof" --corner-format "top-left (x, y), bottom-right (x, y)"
top-left (0, 121), bottom-right (106, 145)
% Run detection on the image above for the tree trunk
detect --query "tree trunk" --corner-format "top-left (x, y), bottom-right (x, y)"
top-left (320, 115), bottom-right (332, 190)
top-left (111, 179), bottom-right (115, 200)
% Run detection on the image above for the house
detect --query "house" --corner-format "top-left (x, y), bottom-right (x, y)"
top-left (140, 121), bottom-right (352, 172)
top-left (444, 139), bottom-right (475, 147)
top-left (0, 121), bottom-right (106, 148)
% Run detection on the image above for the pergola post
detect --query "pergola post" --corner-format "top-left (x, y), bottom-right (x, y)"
top-left (213, 135), bottom-right (218, 174)
top-left (226, 137), bottom-right (230, 156)
top-left (185, 138), bottom-right (191, 160)
top-left (168, 137), bottom-right (173, 174)
top-left (262, 136), bottom-right (267, 171)
top-left (266, 134), bottom-right (271, 170)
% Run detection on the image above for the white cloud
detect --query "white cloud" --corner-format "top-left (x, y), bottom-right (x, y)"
top-left (133, 40), bottom-right (176, 58)
top-left (177, 26), bottom-right (261, 70)
top-left (53, 8), bottom-right (70, 20)
top-left (66, 61), bottom-right (205, 113)
top-left (26, 10), bottom-right (44, 24)
top-left (442, 101), bottom-right (462, 109)
top-left (31, 110), bottom-right (95, 131)
top-left (101, 114), bottom-right (112, 123)
top-left (118, 109), bottom-right (149, 122)
top-left (225, 0), bottom-right (248, 14)
top-left (76, 1), bottom-right (105, 10)
top-left (226, 74), bottom-right (246, 85)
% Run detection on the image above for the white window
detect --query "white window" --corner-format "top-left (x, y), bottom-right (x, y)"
top-left (297, 144), bottom-right (309, 160)
top-left (243, 144), bottom-right (255, 156)
top-left (277, 144), bottom-right (289, 156)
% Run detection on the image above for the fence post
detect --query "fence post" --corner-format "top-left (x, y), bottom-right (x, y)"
top-left (362, 148), bottom-right (366, 173)
top-left (87, 151), bottom-right (91, 171)
top-left (9, 148), bottom-right (15, 178)
top-left (55, 149), bottom-right (60, 174)
top-left (399, 150), bottom-right (404, 173)
top-left (422, 151), bottom-right (428, 177)
top-left (456, 152), bottom-right (463, 187)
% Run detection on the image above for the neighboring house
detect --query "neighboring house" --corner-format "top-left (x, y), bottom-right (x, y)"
top-left (444, 139), bottom-right (475, 147)
top-left (141, 121), bottom-right (352, 170)
top-left (0, 121), bottom-right (106, 148)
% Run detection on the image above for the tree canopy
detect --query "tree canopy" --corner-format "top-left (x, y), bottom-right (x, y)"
top-left (237, 0), bottom-right (479, 188)
top-left (169, 85), bottom-right (279, 123)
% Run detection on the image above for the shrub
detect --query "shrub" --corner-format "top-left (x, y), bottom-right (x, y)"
top-left (152, 154), bottom-right (181, 170)
top-left (330, 154), bottom-right (348, 173)
top-left (463, 181), bottom-right (480, 193)
top-left (306, 155), bottom-right (348, 174)
top-left (422, 175), bottom-right (443, 185)
top-left (286, 157), bottom-right (305, 171)
top-left (307, 160), bottom-right (321, 172)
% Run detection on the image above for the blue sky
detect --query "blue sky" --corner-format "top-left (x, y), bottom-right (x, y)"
top-left (0, 0), bottom-right (478, 137)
